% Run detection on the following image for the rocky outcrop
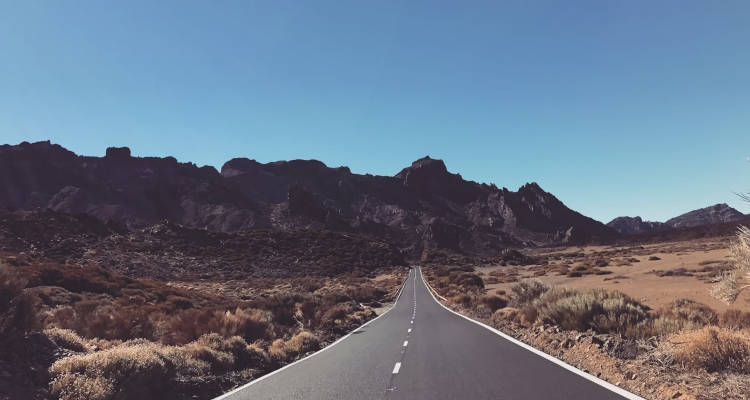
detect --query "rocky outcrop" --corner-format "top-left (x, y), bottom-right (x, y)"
top-left (607, 217), bottom-right (668, 235)
top-left (665, 203), bottom-right (745, 229)
top-left (608, 204), bottom-right (746, 235)
top-left (0, 142), bottom-right (618, 254)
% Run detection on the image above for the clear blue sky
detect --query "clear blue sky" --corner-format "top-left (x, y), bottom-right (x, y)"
top-left (1, 1), bottom-right (749, 223)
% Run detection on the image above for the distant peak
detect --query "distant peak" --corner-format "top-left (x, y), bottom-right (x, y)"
top-left (519, 182), bottom-right (544, 192)
top-left (221, 158), bottom-right (263, 176)
top-left (396, 156), bottom-right (448, 179)
top-left (410, 156), bottom-right (446, 169)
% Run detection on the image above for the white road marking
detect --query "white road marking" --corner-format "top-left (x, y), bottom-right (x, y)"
top-left (403, 340), bottom-right (408, 347)
top-left (417, 267), bottom-right (646, 400)
top-left (213, 269), bottom-right (411, 399)
top-left (408, 328), bottom-right (412, 333)
top-left (410, 320), bottom-right (413, 324)
top-left (392, 362), bottom-right (402, 374)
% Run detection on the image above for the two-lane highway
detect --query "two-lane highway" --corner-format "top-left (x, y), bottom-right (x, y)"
top-left (217, 267), bottom-right (643, 400)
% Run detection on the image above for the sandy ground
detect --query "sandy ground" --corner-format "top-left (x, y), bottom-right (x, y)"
top-left (479, 237), bottom-right (750, 312)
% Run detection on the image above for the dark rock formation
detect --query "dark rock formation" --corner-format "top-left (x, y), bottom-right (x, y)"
top-left (607, 216), bottom-right (668, 235)
top-left (665, 203), bottom-right (745, 229)
top-left (0, 142), bottom-right (618, 254)
top-left (608, 204), bottom-right (746, 235)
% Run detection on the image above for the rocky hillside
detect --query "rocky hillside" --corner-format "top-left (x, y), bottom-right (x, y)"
top-left (0, 208), bottom-right (405, 280)
top-left (0, 141), bottom-right (617, 254)
top-left (607, 204), bottom-right (746, 235)
top-left (606, 216), bottom-right (668, 235)
top-left (665, 203), bottom-right (746, 229)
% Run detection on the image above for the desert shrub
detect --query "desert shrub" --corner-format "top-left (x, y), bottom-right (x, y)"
top-left (346, 286), bottom-right (386, 303)
top-left (535, 288), bottom-right (650, 335)
top-left (657, 299), bottom-right (717, 328)
top-left (192, 334), bottom-right (267, 370)
top-left (712, 225), bottom-right (750, 303)
top-left (509, 280), bottom-right (549, 307)
top-left (43, 300), bottom-right (156, 341)
top-left (214, 308), bottom-right (273, 340)
top-left (519, 305), bottom-right (539, 326)
top-left (481, 295), bottom-right (508, 312)
top-left (45, 328), bottom-right (94, 353)
top-left (161, 307), bottom-right (272, 345)
top-left (298, 297), bottom-right (320, 328)
top-left (269, 331), bottom-right (319, 362)
top-left (642, 298), bottom-right (720, 338)
top-left (720, 310), bottom-right (750, 330)
top-left (321, 302), bottom-right (357, 327)
top-left (50, 342), bottom-right (182, 400)
top-left (446, 271), bottom-right (484, 293)
top-left (491, 307), bottom-right (520, 325)
top-left (256, 294), bottom-right (299, 326)
top-left (181, 337), bottom-right (234, 373)
top-left (449, 293), bottom-right (476, 308)
top-left (672, 327), bottom-right (750, 373)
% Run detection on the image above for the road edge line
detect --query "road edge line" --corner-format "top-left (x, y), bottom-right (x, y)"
top-left (213, 268), bottom-right (412, 400)
top-left (418, 267), bottom-right (647, 400)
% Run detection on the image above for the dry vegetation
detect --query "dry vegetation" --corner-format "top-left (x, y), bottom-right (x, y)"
top-left (712, 226), bottom-right (750, 303)
top-left (0, 208), bottom-right (409, 400)
top-left (423, 260), bottom-right (750, 400)
top-left (0, 256), bottom-right (405, 400)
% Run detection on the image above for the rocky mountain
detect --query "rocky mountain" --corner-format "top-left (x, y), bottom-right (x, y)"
top-left (664, 203), bottom-right (746, 229)
top-left (0, 141), bottom-right (617, 254)
top-left (607, 204), bottom-right (746, 235)
top-left (606, 217), bottom-right (668, 235)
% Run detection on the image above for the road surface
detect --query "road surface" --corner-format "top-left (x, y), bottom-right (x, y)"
top-left (217, 267), bottom-right (642, 400)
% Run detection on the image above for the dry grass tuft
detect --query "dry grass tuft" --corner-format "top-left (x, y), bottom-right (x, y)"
top-left (49, 332), bottom-right (272, 400)
top-left (721, 310), bottom-right (750, 330)
top-left (182, 333), bottom-right (268, 372)
top-left (672, 327), bottom-right (750, 373)
top-left (161, 307), bottom-right (273, 345)
top-left (44, 328), bottom-right (94, 353)
top-left (269, 331), bottom-right (320, 361)
top-left (509, 280), bottom-right (549, 307)
top-left (50, 341), bottom-right (182, 400)
top-left (712, 226), bottom-right (750, 303)
top-left (534, 288), bottom-right (650, 335)
top-left (481, 295), bottom-right (508, 312)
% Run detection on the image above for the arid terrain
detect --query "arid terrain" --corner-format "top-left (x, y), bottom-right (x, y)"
top-left (0, 209), bottom-right (408, 400)
top-left (1, 142), bottom-right (748, 400)
top-left (422, 232), bottom-right (750, 400)
top-left (481, 238), bottom-right (748, 312)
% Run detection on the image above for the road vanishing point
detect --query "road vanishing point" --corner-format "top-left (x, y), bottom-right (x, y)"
top-left (216, 267), bottom-right (644, 400)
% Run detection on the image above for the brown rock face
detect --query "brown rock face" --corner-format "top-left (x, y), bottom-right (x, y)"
top-left (608, 204), bottom-right (747, 235)
top-left (0, 142), bottom-right (618, 255)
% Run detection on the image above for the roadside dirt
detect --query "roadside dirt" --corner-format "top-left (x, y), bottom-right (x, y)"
top-left (480, 238), bottom-right (749, 312)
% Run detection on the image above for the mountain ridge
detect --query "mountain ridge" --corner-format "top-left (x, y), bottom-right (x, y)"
top-left (607, 203), bottom-right (746, 235)
top-left (0, 141), bottom-right (618, 255)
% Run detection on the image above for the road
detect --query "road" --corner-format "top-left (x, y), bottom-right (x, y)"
top-left (217, 267), bottom-right (643, 400)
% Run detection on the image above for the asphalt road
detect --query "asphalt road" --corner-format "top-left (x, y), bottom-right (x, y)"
top-left (217, 267), bottom-right (642, 400)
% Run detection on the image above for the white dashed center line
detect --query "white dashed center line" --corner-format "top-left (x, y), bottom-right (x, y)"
top-left (403, 341), bottom-right (408, 347)
top-left (392, 362), bottom-right (402, 374)
top-left (408, 328), bottom-right (412, 333)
